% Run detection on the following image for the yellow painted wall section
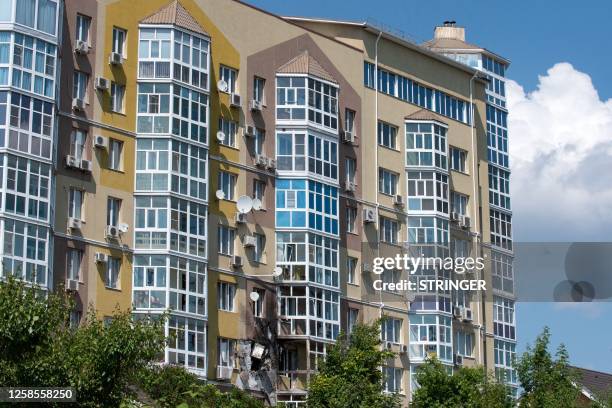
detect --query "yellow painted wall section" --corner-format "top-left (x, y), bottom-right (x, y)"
top-left (92, 248), bottom-right (133, 316)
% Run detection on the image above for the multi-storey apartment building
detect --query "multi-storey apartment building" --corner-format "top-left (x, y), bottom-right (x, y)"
top-left (0, 0), bottom-right (515, 405)
top-left (423, 21), bottom-right (518, 397)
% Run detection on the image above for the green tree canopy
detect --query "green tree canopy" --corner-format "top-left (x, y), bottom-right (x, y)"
top-left (516, 326), bottom-right (581, 408)
top-left (307, 320), bottom-right (401, 408)
top-left (411, 357), bottom-right (512, 408)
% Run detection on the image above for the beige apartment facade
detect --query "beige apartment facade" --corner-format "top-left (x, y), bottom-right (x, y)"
top-left (0, 0), bottom-right (514, 405)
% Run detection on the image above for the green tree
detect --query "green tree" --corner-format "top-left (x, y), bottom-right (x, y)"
top-left (411, 357), bottom-right (512, 408)
top-left (0, 277), bottom-right (167, 406)
top-left (136, 365), bottom-right (265, 408)
top-left (516, 326), bottom-right (580, 408)
top-left (307, 320), bottom-right (401, 408)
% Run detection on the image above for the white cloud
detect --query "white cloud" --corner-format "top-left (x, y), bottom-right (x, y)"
top-left (507, 63), bottom-right (612, 241)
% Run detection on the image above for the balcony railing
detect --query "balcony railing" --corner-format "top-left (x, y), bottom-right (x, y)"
top-left (277, 370), bottom-right (309, 392)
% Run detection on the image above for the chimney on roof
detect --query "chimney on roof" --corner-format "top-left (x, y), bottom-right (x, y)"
top-left (434, 21), bottom-right (465, 41)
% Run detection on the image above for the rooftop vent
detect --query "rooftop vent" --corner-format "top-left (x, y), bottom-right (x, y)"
top-left (434, 21), bottom-right (465, 41)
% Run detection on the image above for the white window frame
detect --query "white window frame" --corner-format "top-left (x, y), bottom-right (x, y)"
top-left (346, 206), bottom-right (356, 234)
top-left (378, 121), bottom-right (397, 149)
top-left (76, 14), bottom-right (91, 44)
top-left (253, 76), bottom-right (265, 104)
top-left (218, 282), bottom-right (236, 311)
top-left (218, 337), bottom-right (235, 367)
top-left (218, 171), bottom-right (236, 201)
top-left (218, 117), bottom-right (237, 147)
top-left (109, 139), bottom-right (123, 171)
top-left (253, 179), bottom-right (265, 208)
top-left (347, 256), bottom-right (358, 284)
top-left (112, 27), bottom-right (127, 57)
top-left (67, 248), bottom-right (82, 281)
top-left (252, 288), bottom-right (264, 318)
top-left (111, 82), bottom-right (125, 113)
top-left (106, 256), bottom-right (120, 289)
top-left (450, 147), bottom-right (467, 173)
top-left (220, 65), bottom-right (237, 94)
top-left (68, 188), bottom-right (83, 220)
top-left (107, 197), bottom-right (121, 227)
top-left (217, 225), bottom-right (235, 256)
top-left (378, 168), bottom-right (398, 196)
top-left (73, 70), bottom-right (89, 102)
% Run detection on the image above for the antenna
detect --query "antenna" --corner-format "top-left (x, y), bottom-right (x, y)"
top-left (249, 291), bottom-right (260, 302)
top-left (217, 79), bottom-right (228, 92)
top-left (215, 190), bottom-right (225, 200)
top-left (216, 131), bottom-right (226, 142)
top-left (252, 198), bottom-right (262, 211)
top-left (272, 267), bottom-right (283, 277)
top-left (236, 195), bottom-right (253, 214)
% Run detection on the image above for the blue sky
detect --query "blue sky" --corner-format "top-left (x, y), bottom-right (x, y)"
top-left (248, 0), bottom-right (612, 373)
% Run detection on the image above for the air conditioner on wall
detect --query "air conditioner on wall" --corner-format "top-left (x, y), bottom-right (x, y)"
top-left (106, 225), bottom-right (120, 239)
top-left (109, 52), bottom-right (123, 65)
top-left (72, 98), bottom-right (85, 111)
top-left (244, 125), bottom-right (256, 137)
top-left (95, 76), bottom-right (110, 91)
top-left (393, 195), bottom-right (404, 207)
top-left (216, 365), bottom-right (233, 380)
top-left (68, 217), bottom-right (82, 230)
top-left (344, 181), bottom-right (356, 192)
top-left (363, 208), bottom-right (376, 223)
top-left (235, 213), bottom-right (247, 224)
top-left (342, 131), bottom-right (355, 144)
top-left (249, 100), bottom-right (263, 111)
top-left (231, 255), bottom-right (243, 268)
top-left (95, 252), bottom-right (108, 263)
top-left (74, 40), bottom-right (90, 54)
top-left (94, 135), bottom-right (108, 149)
top-left (230, 93), bottom-right (241, 107)
top-left (66, 279), bottom-right (79, 291)
top-left (243, 235), bottom-right (257, 247)
top-left (80, 159), bottom-right (93, 172)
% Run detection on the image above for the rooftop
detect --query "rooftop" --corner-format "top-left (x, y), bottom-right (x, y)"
top-left (277, 51), bottom-right (337, 83)
top-left (141, 0), bottom-right (209, 37)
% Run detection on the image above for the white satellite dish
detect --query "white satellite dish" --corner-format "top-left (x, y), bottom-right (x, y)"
top-left (272, 267), bottom-right (283, 277)
top-left (215, 189), bottom-right (225, 200)
top-left (216, 131), bottom-right (226, 142)
top-left (249, 291), bottom-right (260, 302)
top-left (217, 79), bottom-right (228, 92)
top-left (252, 198), bottom-right (262, 211)
top-left (236, 195), bottom-right (253, 214)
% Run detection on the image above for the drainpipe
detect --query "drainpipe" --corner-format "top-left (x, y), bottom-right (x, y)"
top-left (469, 72), bottom-right (486, 367)
top-left (374, 30), bottom-right (383, 317)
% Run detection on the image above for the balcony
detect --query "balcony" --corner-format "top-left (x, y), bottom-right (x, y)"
top-left (277, 370), bottom-right (309, 393)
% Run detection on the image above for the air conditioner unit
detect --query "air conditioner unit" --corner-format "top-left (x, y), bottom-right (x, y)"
top-left (94, 135), bottom-right (108, 149)
top-left (255, 154), bottom-right (268, 167)
top-left (362, 263), bottom-right (371, 273)
top-left (243, 235), bottom-right (257, 247)
top-left (385, 341), bottom-right (393, 350)
top-left (363, 208), bottom-right (376, 223)
top-left (72, 98), bottom-right (85, 111)
top-left (451, 212), bottom-right (460, 222)
top-left (94, 252), bottom-right (108, 263)
top-left (453, 306), bottom-right (462, 319)
top-left (244, 125), bottom-right (256, 137)
top-left (109, 52), bottom-right (123, 65)
top-left (250, 100), bottom-right (263, 111)
top-left (66, 155), bottom-right (79, 168)
top-left (74, 40), bottom-right (90, 54)
top-left (68, 217), bottom-right (82, 230)
top-left (230, 93), bottom-right (241, 107)
top-left (216, 365), bottom-right (233, 380)
top-left (400, 344), bottom-right (408, 354)
top-left (266, 158), bottom-right (276, 170)
top-left (454, 353), bottom-right (464, 366)
top-left (106, 225), bottom-right (120, 239)
top-left (462, 216), bottom-right (471, 229)
top-left (342, 131), bottom-right (355, 144)
top-left (463, 307), bottom-right (473, 322)
top-left (80, 159), bottom-right (93, 172)
top-left (66, 279), bottom-right (79, 291)
top-left (235, 213), bottom-right (247, 224)
top-left (344, 181), bottom-right (356, 192)
top-left (231, 255), bottom-right (243, 268)
top-left (394, 195), bottom-right (404, 207)
top-left (95, 76), bottom-right (110, 91)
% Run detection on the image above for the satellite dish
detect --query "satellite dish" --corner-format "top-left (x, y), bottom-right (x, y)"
top-left (217, 79), bottom-right (228, 92)
top-left (273, 267), bottom-right (283, 277)
top-left (249, 291), bottom-right (260, 302)
top-left (216, 131), bottom-right (226, 142)
top-left (236, 195), bottom-right (253, 214)
top-left (215, 189), bottom-right (225, 200)
top-left (252, 198), bottom-right (262, 211)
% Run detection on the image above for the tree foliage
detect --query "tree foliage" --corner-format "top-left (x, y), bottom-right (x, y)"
top-left (411, 357), bottom-right (512, 408)
top-left (0, 277), bottom-right (166, 406)
top-left (307, 320), bottom-right (401, 408)
top-left (516, 326), bottom-right (580, 408)
top-left (136, 365), bottom-right (265, 408)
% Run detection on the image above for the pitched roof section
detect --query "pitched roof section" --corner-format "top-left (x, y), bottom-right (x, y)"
top-left (277, 51), bottom-right (337, 84)
top-left (405, 108), bottom-right (447, 124)
top-left (141, 0), bottom-right (208, 37)
top-left (572, 366), bottom-right (612, 398)
top-left (422, 37), bottom-right (483, 52)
